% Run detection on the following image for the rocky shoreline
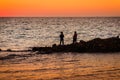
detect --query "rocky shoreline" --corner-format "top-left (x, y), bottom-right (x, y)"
top-left (31, 37), bottom-right (120, 54)
top-left (0, 37), bottom-right (120, 54)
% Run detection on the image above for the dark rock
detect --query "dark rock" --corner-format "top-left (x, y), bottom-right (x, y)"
top-left (0, 54), bottom-right (34, 60)
top-left (80, 40), bottom-right (86, 44)
top-left (31, 37), bottom-right (120, 53)
top-left (7, 49), bottom-right (12, 52)
top-left (32, 47), bottom-right (53, 54)
top-left (52, 44), bottom-right (57, 47)
top-left (0, 54), bottom-right (17, 60)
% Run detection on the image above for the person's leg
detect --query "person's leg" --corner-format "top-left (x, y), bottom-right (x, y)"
top-left (62, 40), bottom-right (64, 45)
top-left (60, 40), bottom-right (61, 45)
top-left (73, 38), bottom-right (75, 44)
top-left (75, 38), bottom-right (77, 43)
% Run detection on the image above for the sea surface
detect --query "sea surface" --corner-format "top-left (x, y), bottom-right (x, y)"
top-left (0, 17), bottom-right (120, 80)
top-left (0, 17), bottom-right (120, 50)
top-left (0, 52), bottom-right (120, 80)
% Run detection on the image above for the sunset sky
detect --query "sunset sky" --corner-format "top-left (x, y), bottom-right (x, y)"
top-left (0, 0), bottom-right (120, 17)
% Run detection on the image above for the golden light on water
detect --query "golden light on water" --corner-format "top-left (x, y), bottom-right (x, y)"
top-left (0, 53), bottom-right (120, 80)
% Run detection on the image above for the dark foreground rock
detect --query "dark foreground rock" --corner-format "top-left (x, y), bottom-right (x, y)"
top-left (31, 37), bottom-right (120, 54)
top-left (0, 54), bottom-right (35, 60)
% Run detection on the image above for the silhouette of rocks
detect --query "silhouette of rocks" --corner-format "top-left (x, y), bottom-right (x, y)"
top-left (0, 54), bottom-right (35, 60)
top-left (0, 54), bottom-right (18, 60)
top-left (31, 37), bottom-right (120, 54)
top-left (6, 49), bottom-right (12, 52)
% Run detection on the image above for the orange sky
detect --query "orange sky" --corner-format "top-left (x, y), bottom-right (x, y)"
top-left (0, 0), bottom-right (120, 17)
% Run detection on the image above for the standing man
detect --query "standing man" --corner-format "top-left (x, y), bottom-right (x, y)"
top-left (73, 31), bottom-right (77, 44)
top-left (60, 32), bottom-right (64, 45)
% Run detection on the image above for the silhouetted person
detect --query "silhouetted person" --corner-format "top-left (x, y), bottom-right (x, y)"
top-left (60, 32), bottom-right (64, 45)
top-left (73, 31), bottom-right (77, 44)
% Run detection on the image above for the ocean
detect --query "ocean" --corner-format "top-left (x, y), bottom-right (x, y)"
top-left (0, 17), bottom-right (120, 80)
top-left (0, 17), bottom-right (120, 50)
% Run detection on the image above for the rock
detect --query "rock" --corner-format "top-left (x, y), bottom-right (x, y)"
top-left (7, 49), bottom-right (12, 52)
top-left (31, 37), bottom-right (120, 53)
top-left (52, 44), bottom-right (57, 47)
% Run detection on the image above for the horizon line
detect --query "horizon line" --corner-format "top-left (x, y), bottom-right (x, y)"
top-left (0, 16), bottom-right (120, 18)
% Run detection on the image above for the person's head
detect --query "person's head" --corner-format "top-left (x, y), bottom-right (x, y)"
top-left (61, 32), bottom-right (63, 34)
top-left (74, 31), bottom-right (77, 34)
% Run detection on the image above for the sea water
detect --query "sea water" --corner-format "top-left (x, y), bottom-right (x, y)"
top-left (0, 17), bottom-right (120, 80)
top-left (0, 17), bottom-right (120, 50)
top-left (0, 52), bottom-right (120, 80)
